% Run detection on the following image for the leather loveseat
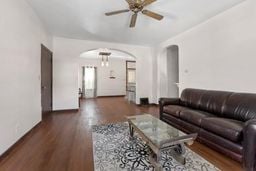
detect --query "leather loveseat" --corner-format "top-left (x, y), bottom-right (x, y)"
top-left (159, 88), bottom-right (256, 171)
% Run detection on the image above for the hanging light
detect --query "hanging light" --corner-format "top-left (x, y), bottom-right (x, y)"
top-left (106, 56), bottom-right (109, 67)
top-left (101, 55), bottom-right (105, 66)
top-left (99, 49), bottom-right (111, 67)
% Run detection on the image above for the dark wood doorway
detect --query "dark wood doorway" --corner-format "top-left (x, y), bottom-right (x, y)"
top-left (41, 44), bottom-right (53, 115)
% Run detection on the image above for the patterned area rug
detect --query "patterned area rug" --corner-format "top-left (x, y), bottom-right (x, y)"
top-left (92, 122), bottom-right (220, 171)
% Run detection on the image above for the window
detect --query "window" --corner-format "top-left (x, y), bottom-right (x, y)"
top-left (84, 67), bottom-right (95, 89)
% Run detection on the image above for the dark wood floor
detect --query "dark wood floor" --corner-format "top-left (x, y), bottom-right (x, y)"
top-left (0, 97), bottom-right (242, 171)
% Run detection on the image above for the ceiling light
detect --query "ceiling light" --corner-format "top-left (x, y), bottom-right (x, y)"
top-left (99, 50), bottom-right (111, 67)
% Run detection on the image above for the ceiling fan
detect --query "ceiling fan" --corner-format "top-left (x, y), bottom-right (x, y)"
top-left (105, 0), bottom-right (163, 28)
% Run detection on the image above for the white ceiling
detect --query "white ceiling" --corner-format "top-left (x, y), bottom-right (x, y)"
top-left (80, 49), bottom-right (135, 60)
top-left (27, 0), bottom-right (244, 46)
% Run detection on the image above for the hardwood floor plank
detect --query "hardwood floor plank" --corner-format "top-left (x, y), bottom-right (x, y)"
top-left (0, 97), bottom-right (242, 171)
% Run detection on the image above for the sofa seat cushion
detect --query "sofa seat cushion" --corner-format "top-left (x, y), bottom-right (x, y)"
top-left (201, 117), bottom-right (244, 143)
top-left (180, 109), bottom-right (214, 126)
top-left (163, 105), bottom-right (188, 118)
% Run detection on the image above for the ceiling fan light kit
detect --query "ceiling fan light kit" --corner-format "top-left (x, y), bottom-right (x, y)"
top-left (105, 0), bottom-right (163, 28)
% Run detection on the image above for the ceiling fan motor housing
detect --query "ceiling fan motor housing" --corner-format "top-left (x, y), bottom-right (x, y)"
top-left (130, 3), bottom-right (144, 13)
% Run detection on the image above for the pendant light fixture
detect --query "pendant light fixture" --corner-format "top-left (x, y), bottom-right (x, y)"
top-left (106, 55), bottom-right (109, 67)
top-left (99, 48), bottom-right (111, 67)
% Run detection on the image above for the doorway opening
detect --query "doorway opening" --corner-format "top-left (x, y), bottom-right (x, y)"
top-left (166, 45), bottom-right (179, 97)
top-left (126, 61), bottom-right (136, 103)
top-left (41, 44), bottom-right (53, 117)
top-left (81, 66), bottom-right (97, 99)
top-left (78, 48), bottom-right (136, 104)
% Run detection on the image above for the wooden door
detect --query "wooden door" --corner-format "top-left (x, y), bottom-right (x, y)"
top-left (41, 44), bottom-right (53, 114)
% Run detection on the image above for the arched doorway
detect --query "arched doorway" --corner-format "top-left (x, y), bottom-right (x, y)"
top-left (78, 48), bottom-right (137, 103)
top-left (166, 45), bottom-right (179, 97)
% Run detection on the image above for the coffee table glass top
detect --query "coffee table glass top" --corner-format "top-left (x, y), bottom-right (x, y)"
top-left (126, 114), bottom-right (187, 147)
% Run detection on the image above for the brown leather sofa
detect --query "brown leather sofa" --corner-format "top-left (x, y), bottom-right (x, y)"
top-left (159, 88), bottom-right (256, 171)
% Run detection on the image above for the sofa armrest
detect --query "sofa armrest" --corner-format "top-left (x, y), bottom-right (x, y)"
top-left (159, 98), bottom-right (180, 120)
top-left (243, 119), bottom-right (256, 171)
top-left (159, 98), bottom-right (180, 106)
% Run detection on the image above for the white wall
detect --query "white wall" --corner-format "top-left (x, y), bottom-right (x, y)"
top-left (53, 37), bottom-right (153, 110)
top-left (0, 0), bottom-right (52, 155)
top-left (155, 0), bottom-right (256, 100)
top-left (78, 58), bottom-right (127, 96)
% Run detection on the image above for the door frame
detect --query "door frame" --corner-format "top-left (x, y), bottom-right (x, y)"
top-left (41, 44), bottom-right (53, 115)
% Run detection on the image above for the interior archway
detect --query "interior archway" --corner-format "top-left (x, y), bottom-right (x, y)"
top-left (79, 48), bottom-right (136, 60)
top-left (166, 45), bottom-right (179, 97)
top-left (78, 48), bottom-right (137, 103)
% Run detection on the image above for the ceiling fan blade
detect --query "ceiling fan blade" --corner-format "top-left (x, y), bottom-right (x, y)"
top-left (105, 9), bottom-right (130, 16)
top-left (141, 0), bottom-right (156, 7)
top-left (142, 10), bottom-right (163, 20)
top-left (130, 13), bottom-right (137, 28)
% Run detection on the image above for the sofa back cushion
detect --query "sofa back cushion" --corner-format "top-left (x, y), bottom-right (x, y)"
top-left (223, 93), bottom-right (256, 122)
top-left (181, 89), bottom-right (232, 116)
top-left (181, 88), bottom-right (256, 121)
top-left (199, 90), bottom-right (232, 115)
top-left (180, 89), bottom-right (204, 108)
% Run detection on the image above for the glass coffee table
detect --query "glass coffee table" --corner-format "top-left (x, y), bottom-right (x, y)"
top-left (126, 114), bottom-right (197, 171)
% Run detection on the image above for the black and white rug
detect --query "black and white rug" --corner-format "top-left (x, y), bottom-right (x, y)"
top-left (92, 122), bottom-right (220, 171)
